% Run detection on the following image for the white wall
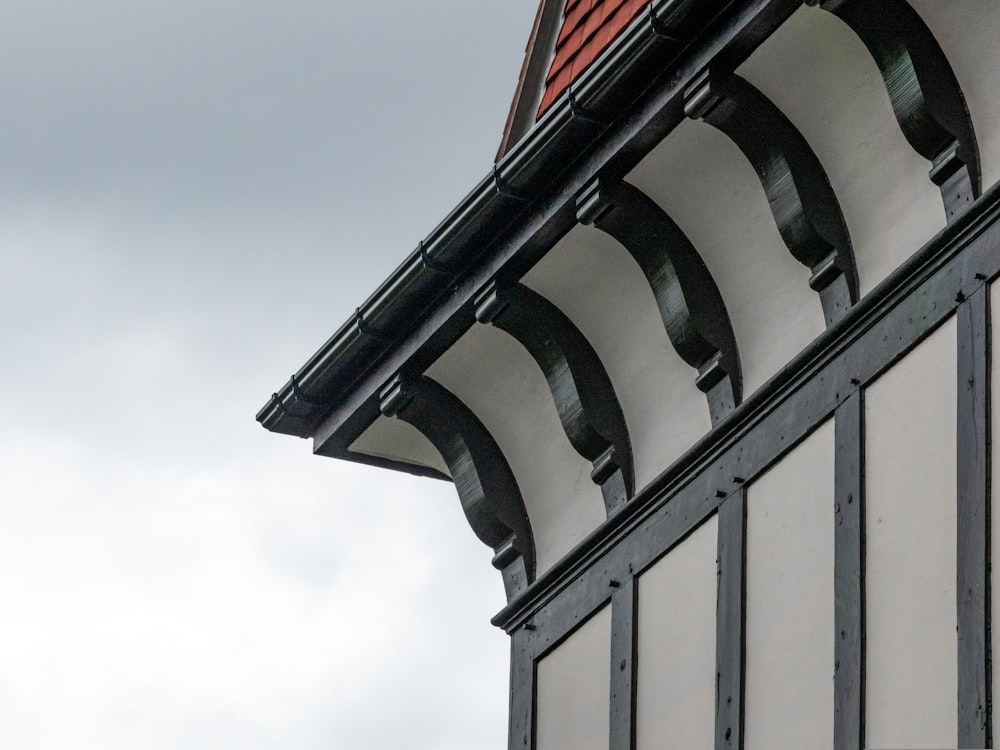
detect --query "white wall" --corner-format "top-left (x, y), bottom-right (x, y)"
top-left (739, 5), bottom-right (944, 298)
top-left (536, 605), bottom-right (612, 750)
top-left (865, 317), bottom-right (957, 748)
top-left (635, 515), bottom-right (717, 749)
top-left (522, 224), bottom-right (712, 491)
top-left (745, 420), bottom-right (835, 750)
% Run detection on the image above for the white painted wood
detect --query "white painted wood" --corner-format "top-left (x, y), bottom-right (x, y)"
top-left (909, 0), bottom-right (1000, 192)
top-left (745, 420), bottom-right (835, 750)
top-left (628, 120), bottom-right (825, 396)
top-left (522, 224), bottom-right (712, 491)
top-left (536, 605), bottom-right (612, 750)
top-left (348, 414), bottom-right (450, 477)
top-left (865, 317), bottom-right (957, 749)
top-left (635, 515), bottom-right (717, 750)
top-left (426, 325), bottom-right (605, 575)
top-left (739, 6), bottom-right (944, 298)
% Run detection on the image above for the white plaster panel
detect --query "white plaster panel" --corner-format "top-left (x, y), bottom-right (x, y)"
top-left (635, 514), bottom-right (717, 750)
top-left (426, 325), bottom-right (605, 575)
top-left (909, 0), bottom-right (1000, 192)
top-left (745, 420), bottom-right (834, 750)
top-left (348, 414), bottom-right (450, 477)
top-left (865, 317), bottom-right (957, 749)
top-left (991, 282), bottom-right (1000, 739)
top-left (522, 224), bottom-right (712, 491)
top-left (536, 605), bottom-right (612, 750)
top-left (628, 120), bottom-right (825, 396)
top-left (739, 6), bottom-right (945, 298)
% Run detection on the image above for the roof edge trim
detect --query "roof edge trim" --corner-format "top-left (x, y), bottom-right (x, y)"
top-left (497, 0), bottom-right (566, 160)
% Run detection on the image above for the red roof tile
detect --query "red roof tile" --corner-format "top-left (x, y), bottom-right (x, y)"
top-left (537, 0), bottom-right (653, 117)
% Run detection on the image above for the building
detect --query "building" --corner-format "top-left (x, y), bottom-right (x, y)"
top-left (258, 1), bottom-right (1000, 747)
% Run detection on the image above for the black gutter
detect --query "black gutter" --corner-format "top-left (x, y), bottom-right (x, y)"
top-left (257, 0), bottom-right (785, 442)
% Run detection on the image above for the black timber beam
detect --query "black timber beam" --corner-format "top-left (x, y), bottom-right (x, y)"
top-left (715, 490), bottom-right (746, 750)
top-left (956, 288), bottom-right (991, 747)
top-left (834, 391), bottom-right (865, 750)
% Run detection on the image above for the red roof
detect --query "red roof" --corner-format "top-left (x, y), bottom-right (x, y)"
top-left (537, 0), bottom-right (653, 118)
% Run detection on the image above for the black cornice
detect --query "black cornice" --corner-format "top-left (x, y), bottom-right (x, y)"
top-left (257, 0), bottom-right (799, 450)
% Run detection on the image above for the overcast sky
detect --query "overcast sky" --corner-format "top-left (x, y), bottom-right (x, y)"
top-left (0, 2), bottom-right (541, 747)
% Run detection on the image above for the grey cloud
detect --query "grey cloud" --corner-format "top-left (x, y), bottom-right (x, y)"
top-left (0, 1), bottom-right (541, 747)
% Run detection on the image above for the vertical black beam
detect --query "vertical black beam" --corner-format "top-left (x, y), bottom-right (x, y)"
top-left (509, 627), bottom-right (536, 750)
top-left (835, 392), bottom-right (865, 750)
top-left (957, 288), bottom-right (991, 748)
top-left (716, 492), bottom-right (746, 750)
top-left (609, 578), bottom-right (638, 750)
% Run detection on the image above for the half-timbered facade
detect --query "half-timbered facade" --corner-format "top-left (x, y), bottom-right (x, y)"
top-left (259, 1), bottom-right (1000, 747)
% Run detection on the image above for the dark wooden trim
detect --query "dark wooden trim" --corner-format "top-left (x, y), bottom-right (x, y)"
top-left (716, 492), bottom-right (745, 750)
top-left (578, 178), bottom-right (742, 423)
top-left (684, 71), bottom-right (859, 326)
top-left (808, 0), bottom-right (982, 222)
top-left (834, 391), bottom-right (865, 750)
top-left (379, 374), bottom-right (535, 598)
top-left (509, 627), bottom-right (536, 750)
top-left (475, 280), bottom-right (635, 511)
top-left (494, 181), bottom-right (1000, 639)
top-left (609, 577), bottom-right (638, 750)
top-left (957, 287), bottom-right (991, 747)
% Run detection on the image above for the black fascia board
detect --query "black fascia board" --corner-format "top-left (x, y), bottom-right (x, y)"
top-left (257, 0), bottom-right (798, 455)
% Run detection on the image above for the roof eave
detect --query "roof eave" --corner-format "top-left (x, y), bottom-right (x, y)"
top-left (258, 0), bottom-right (782, 448)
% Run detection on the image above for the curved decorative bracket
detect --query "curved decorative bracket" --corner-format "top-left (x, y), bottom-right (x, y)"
top-left (380, 374), bottom-right (535, 600)
top-left (685, 71), bottom-right (859, 326)
top-left (807, 0), bottom-right (981, 221)
top-left (577, 177), bottom-right (742, 424)
top-left (474, 281), bottom-right (634, 513)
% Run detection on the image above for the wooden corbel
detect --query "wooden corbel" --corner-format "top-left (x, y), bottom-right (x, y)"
top-left (685, 70), bottom-right (859, 326)
top-left (474, 280), bottom-right (634, 513)
top-left (807, 0), bottom-right (981, 221)
top-left (380, 373), bottom-right (535, 600)
top-left (577, 177), bottom-right (742, 424)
